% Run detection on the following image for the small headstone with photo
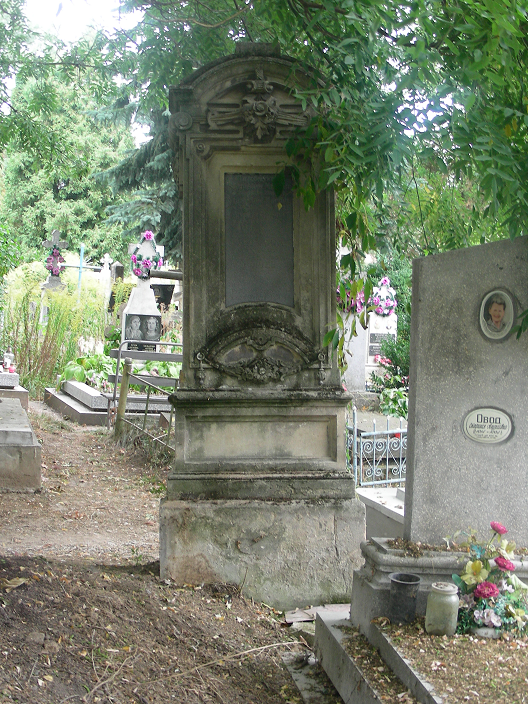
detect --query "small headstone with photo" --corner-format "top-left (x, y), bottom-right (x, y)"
top-left (121, 231), bottom-right (164, 351)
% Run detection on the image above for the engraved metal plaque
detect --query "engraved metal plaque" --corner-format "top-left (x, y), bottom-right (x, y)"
top-left (463, 407), bottom-right (513, 444)
top-left (225, 173), bottom-right (294, 307)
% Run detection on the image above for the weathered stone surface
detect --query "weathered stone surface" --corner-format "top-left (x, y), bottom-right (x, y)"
top-left (404, 236), bottom-right (528, 544)
top-left (0, 372), bottom-right (19, 389)
top-left (160, 497), bottom-right (365, 610)
top-left (168, 390), bottom-right (350, 477)
top-left (0, 398), bottom-right (41, 491)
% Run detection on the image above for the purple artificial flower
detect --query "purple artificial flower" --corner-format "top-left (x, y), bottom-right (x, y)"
top-left (474, 581), bottom-right (500, 600)
top-left (142, 231), bottom-right (154, 240)
top-left (495, 556), bottom-right (515, 572)
top-left (46, 256), bottom-right (53, 263)
top-left (142, 259), bottom-right (152, 269)
top-left (133, 268), bottom-right (142, 277)
top-left (46, 263), bottom-right (53, 271)
top-left (52, 267), bottom-right (60, 276)
top-left (157, 258), bottom-right (163, 267)
top-left (131, 254), bottom-right (137, 264)
top-left (58, 256), bottom-right (65, 263)
top-left (52, 248), bottom-right (60, 256)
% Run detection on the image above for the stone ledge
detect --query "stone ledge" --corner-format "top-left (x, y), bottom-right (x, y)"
top-left (167, 472), bottom-right (356, 501)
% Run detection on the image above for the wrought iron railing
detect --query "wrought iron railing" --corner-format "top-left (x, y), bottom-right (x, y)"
top-left (347, 406), bottom-right (407, 487)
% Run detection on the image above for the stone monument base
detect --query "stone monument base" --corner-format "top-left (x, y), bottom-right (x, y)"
top-left (0, 398), bottom-right (41, 491)
top-left (0, 385), bottom-right (29, 411)
top-left (160, 491), bottom-right (365, 611)
top-left (350, 538), bottom-right (528, 639)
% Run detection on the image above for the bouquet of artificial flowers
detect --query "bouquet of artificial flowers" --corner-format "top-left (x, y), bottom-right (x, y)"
top-left (453, 522), bottom-right (528, 635)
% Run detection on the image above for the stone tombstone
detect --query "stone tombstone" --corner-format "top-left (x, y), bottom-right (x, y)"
top-left (161, 44), bottom-right (365, 610)
top-left (121, 233), bottom-right (164, 351)
top-left (111, 260), bottom-right (124, 282)
top-left (404, 237), bottom-right (528, 545)
top-left (150, 283), bottom-right (175, 310)
top-left (364, 278), bottom-right (397, 384)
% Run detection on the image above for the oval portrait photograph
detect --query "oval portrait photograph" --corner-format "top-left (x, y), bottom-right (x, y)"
top-left (479, 289), bottom-right (515, 340)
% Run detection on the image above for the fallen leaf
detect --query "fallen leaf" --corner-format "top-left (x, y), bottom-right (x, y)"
top-left (0, 578), bottom-right (28, 592)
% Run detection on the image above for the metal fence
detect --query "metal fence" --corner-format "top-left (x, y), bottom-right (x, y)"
top-left (111, 344), bottom-right (182, 452)
top-left (347, 406), bottom-right (407, 487)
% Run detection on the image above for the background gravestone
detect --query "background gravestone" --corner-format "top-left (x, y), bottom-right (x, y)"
top-left (404, 236), bottom-right (528, 544)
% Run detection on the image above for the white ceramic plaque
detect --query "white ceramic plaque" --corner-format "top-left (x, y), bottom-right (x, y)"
top-left (463, 408), bottom-right (512, 444)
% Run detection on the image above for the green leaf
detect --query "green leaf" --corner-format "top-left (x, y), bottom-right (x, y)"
top-left (323, 328), bottom-right (336, 347)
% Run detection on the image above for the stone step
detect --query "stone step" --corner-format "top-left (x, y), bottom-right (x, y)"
top-left (63, 380), bottom-right (108, 410)
top-left (45, 386), bottom-right (172, 426)
top-left (44, 388), bottom-right (109, 426)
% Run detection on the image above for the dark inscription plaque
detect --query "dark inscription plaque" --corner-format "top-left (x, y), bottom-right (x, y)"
top-left (225, 173), bottom-right (294, 307)
top-left (369, 332), bottom-right (395, 358)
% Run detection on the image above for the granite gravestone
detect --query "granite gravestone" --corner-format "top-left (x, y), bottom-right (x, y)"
top-left (404, 236), bottom-right (528, 544)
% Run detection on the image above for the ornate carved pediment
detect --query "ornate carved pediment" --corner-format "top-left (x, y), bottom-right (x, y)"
top-left (207, 68), bottom-right (310, 142)
top-left (199, 327), bottom-right (320, 383)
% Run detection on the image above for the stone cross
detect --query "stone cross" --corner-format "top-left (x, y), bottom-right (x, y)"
top-left (43, 230), bottom-right (68, 280)
top-left (43, 230), bottom-right (68, 251)
top-left (101, 253), bottom-right (113, 269)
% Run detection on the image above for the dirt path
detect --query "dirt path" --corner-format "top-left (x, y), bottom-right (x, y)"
top-left (1, 404), bottom-right (345, 704)
top-left (1, 402), bottom-right (164, 565)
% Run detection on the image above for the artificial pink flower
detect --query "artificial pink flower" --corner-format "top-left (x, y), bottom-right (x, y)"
top-left (142, 231), bottom-right (154, 240)
top-left (490, 521), bottom-right (508, 535)
top-left (495, 556), bottom-right (515, 572)
top-left (52, 267), bottom-right (60, 276)
top-left (474, 581), bottom-right (500, 600)
top-left (157, 259), bottom-right (163, 267)
top-left (142, 259), bottom-right (152, 269)
top-left (375, 306), bottom-right (383, 314)
top-left (131, 254), bottom-right (137, 263)
top-left (133, 268), bottom-right (142, 276)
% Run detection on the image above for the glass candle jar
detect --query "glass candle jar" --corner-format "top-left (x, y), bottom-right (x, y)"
top-left (425, 582), bottom-right (459, 636)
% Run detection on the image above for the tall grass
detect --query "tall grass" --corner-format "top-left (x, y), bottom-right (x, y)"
top-left (1, 265), bottom-right (107, 398)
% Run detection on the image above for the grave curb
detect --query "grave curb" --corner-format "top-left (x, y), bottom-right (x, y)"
top-left (314, 612), bottom-right (445, 704)
top-left (369, 625), bottom-right (444, 704)
top-left (314, 614), bottom-right (383, 703)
